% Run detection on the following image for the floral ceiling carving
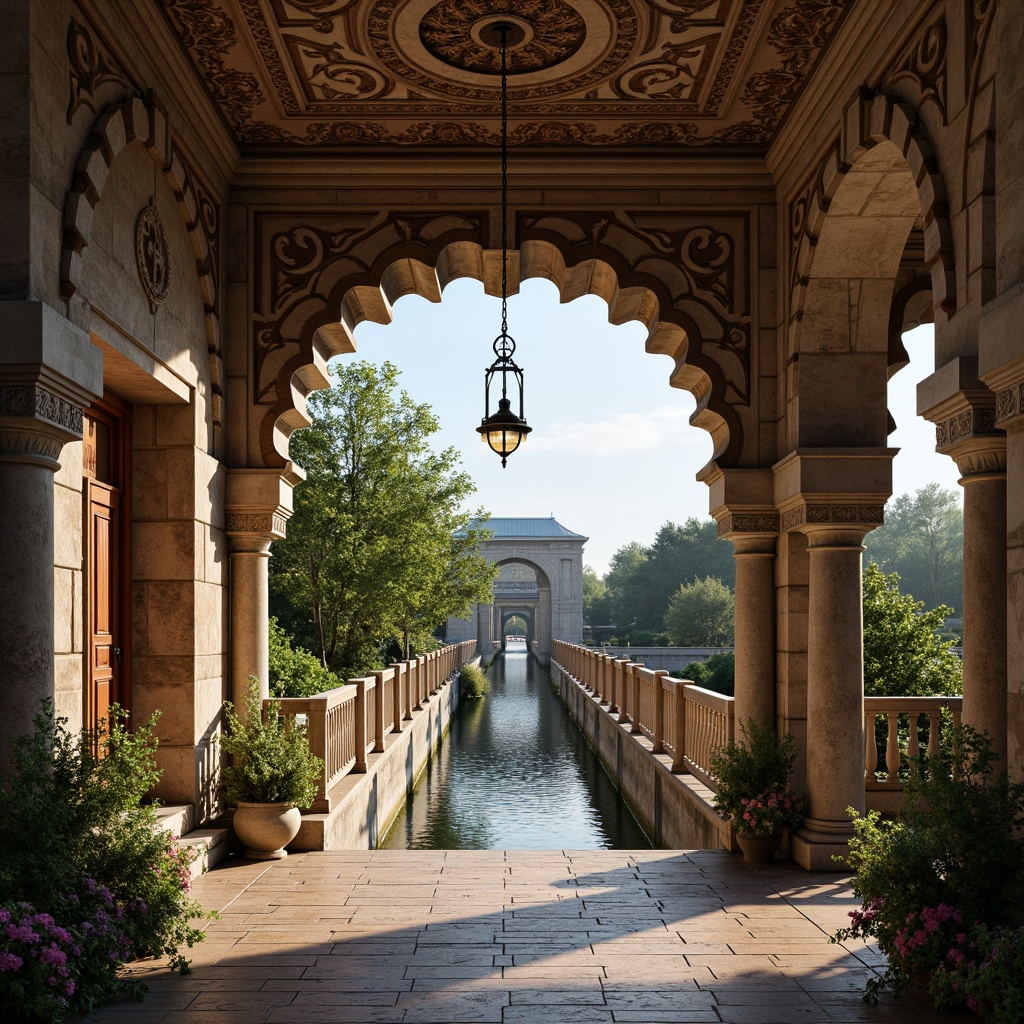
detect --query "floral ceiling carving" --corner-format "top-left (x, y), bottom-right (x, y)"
top-left (157, 0), bottom-right (851, 147)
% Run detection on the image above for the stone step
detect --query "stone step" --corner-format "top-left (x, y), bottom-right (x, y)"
top-left (176, 827), bottom-right (230, 878)
top-left (153, 804), bottom-right (229, 879)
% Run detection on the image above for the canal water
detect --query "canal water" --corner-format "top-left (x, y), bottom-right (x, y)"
top-left (380, 642), bottom-right (651, 850)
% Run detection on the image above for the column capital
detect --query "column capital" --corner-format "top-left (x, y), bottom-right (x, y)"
top-left (0, 387), bottom-right (85, 468)
top-left (225, 465), bottom-right (303, 548)
top-left (0, 301), bottom-right (103, 469)
top-left (917, 369), bottom-right (1006, 476)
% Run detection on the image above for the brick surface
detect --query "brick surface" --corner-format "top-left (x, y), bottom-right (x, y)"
top-left (77, 850), bottom-right (969, 1024)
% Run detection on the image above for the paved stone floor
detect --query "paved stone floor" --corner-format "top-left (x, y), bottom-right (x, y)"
top-left (81, 850), bottom-right (969, 1023)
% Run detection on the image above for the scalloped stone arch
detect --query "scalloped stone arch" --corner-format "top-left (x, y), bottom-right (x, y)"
top-left (790, 89), bottom-right (956, 348)
top-left (60, 95), bottom-right (222, 408)
top-left (261, 237), bottom-right (740, 471)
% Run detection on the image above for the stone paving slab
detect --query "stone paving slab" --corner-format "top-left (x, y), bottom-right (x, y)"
top-left (77, 850), bottom-right (971, 1024)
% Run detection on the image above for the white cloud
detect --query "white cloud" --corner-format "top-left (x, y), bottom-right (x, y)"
top-left (529, 406), bottom-right (702, 455)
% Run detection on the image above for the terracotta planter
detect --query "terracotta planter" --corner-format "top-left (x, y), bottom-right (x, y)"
top-left (736, 831), bottom-right (781, 865)
top-left (233, 802), bottom-right (302, 860)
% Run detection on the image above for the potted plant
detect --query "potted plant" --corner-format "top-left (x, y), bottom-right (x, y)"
top-left (218, 679), bottom-right (324, 859)
top-left (708, 718), bottom-right (804, 864)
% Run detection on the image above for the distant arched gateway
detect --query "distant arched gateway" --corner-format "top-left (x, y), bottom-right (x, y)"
top-left (446, 518), bottom-right (587, 664)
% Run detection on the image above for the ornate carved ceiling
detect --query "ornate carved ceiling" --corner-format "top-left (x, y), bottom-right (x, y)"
top-left (158, 0), bottom-right (851, 148)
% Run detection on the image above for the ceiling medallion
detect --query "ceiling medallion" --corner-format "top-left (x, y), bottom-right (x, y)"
top-left (419, 1), bottom-right (587, 74)
top-left (134, 203), bottom-right (170, 313)
top-left (368, 0), bottom-right (634, 102)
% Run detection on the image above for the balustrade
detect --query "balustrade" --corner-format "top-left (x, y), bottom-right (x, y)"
top-left (864, 695), bottom-right (963, 789)
top-left (264, 639), bottom-right (477, 814)
top-left (552, 641), bottom-right (964, 805)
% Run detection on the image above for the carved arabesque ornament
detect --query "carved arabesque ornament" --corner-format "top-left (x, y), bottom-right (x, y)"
top-left (66, 14), bottom-right (133, 122)
top-left (517, 209), bottom-right (752, 407)
top-left (158, 0), bottom-right (850, 148)
top-left (884, 5), bottom-right (947, 123)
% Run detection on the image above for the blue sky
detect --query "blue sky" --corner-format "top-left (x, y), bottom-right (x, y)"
top-left (349, 278), bottom-right (958, 575)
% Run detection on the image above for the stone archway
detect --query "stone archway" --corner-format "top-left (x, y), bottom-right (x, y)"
top-left (251, 218), bottom-right (758, 473)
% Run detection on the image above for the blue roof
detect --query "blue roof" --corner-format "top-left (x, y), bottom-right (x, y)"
top-left (463, 517), bottom-right (587, 540)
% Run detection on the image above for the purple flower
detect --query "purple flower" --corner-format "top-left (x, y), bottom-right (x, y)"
top-left (0, 951), bottom-right (23, 971)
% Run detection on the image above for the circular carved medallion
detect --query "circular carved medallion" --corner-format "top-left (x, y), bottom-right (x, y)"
top-left (134, 205), bottom-right (170, 311)
top-left (368, 0), bottom-right (638, 103)
top-left (420, 1), bottom-right (587, 75)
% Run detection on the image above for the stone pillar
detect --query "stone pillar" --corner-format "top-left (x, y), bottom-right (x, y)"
top-left (729, 532), bottom-right (778, 728)
top-left (773, 450), bottom-right (893, 870)
top-left (702, 468), bottom-right (778, 729)
top-left (226, 469), bottom-right (297, 719)
top-left (0, 414), bottom-right (78, 774)
top-left (795, 526), bottom-right (871, 868)
top-left (0, 304), bottom-right (102, 780)
top-left (922, 367), bottom-right (1009, 768)
top-left (946, 434), bottom-right (1007, 763)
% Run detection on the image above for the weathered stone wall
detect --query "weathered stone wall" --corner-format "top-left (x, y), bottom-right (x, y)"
top-left (553, 663), bottom-right (728, 852)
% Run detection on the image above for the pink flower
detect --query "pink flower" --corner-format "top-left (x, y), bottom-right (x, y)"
top-left (0, 951), bottom-right (23, 971)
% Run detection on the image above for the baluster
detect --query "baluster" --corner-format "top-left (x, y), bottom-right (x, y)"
top-left (865, 712), bottom-right (878, 778)
top-left (906, 712), bottom-right (920, 768)
top-left (885, 712), bottom-right (900, 779)
top-left (652, 670), bottom-right (667, 753)
top-left (927, 711), bottom-right (942, 760)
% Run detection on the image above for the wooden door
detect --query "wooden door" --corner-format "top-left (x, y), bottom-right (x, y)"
top-left (83, 396), bottom-right (131, 744)
top-left (86, 480), bottom-right (120, 737)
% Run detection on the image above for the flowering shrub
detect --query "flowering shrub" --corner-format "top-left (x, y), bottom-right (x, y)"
top-left (0, 704), bottom-right (213, 1021)
top-left (930, 922), bottom-right (1024, 1022)
top-left (738, 789), bottom-right (805, 837)
top-left (708, 719), bottom-right (803, 834)
top-left (832, 727), bottom-right (1024, 1007)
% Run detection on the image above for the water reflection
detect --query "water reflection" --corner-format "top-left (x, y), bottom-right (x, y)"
top-left (380, 644), bottom-right (651, 850)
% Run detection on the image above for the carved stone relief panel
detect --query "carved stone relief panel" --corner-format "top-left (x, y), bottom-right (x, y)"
top-left (518, 208), bottom-right (752, 406)
top-left (159, 0), bottom-right (852, 147)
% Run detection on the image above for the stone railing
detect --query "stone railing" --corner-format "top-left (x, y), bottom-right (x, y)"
top-left (553, 640), bottom-right (736, 789)
top-left (865, 695), bottom-right (963, 790)
top-left (268, 639), bottom-right (477, 813)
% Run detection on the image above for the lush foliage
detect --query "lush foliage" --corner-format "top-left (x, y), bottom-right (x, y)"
top-left (582, 565), bottom-right (612, 627)
top-left (708, 719), bottom-right (799, 831)
top-left (676, 652), bottom-right (735, 696)
top-left (931, 921), bottom-right (1024, 1022)
top-left (219, 681), bottom-right (324, 807)
top-left (458, 663), bottom-right (490, 699)
top-left (862, 563), bottom-right (962, 698)
top-left (269, 617), bottom-right (341, 698)
top-left (269, 361), bottom-right (496, 678)
top-left (737, 789), bottom-right (804, 838)
top-left (602, 519), bottom-right (736, 635)
top-left (0, 705), bottom-right (209, 1021)
top-left (663, 576), bottom-right (735, 647)
top-left (864, 484), bottom-right (963, 616)
top-left (833, 727), bottom-right (1024, 1009)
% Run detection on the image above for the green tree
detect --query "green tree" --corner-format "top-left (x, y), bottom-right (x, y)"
top-left (663, 576), bottom-right (735, 647)
top-left (865, 484), bottom-right (963, 615)
top-left (604, 519), bottom-right (735, 632)
top-left (269, 361), bottom-right (495, 678)
top-left (582, 565), bottom-right (612, 626)
top-left (862, 562), bottom-right (962, 697)
top-left (268, 617), bottom-right (340, 697)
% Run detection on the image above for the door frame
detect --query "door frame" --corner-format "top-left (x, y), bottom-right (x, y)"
top-left (83, 391), bottom-right (133, 733)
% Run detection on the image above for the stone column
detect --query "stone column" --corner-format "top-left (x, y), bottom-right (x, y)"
top-left (0, 305), bottom-right (102, 780)
top-left (797, 526), bottom-right (871, 867)
top-left (922, 368), bottom-right (1009, 769)
top-left (702, 468), bottom-right (779, 730)
top-left (946, 433), bottom-right (1007, 763)
top-left (0, 411), bottom-right (80, 774)
top-left (773, 449), bottom-right (893, 870)
top-left (729, 532), bottom-right (778, 728)
top-left (226, 469), bottom-right (297, 719)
